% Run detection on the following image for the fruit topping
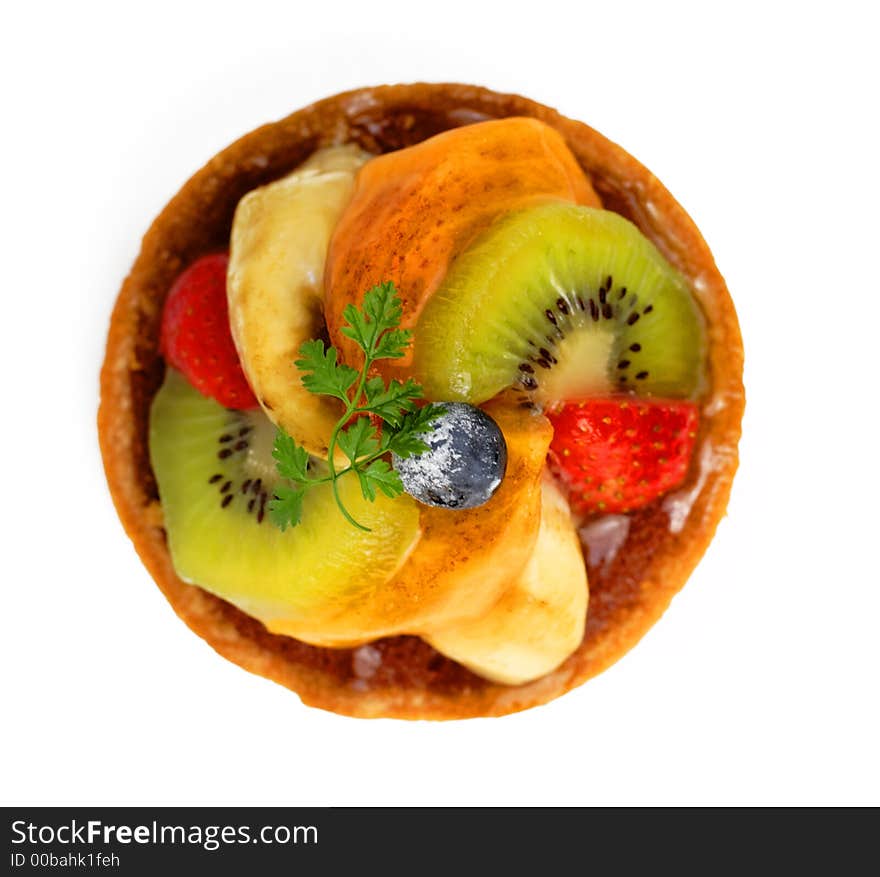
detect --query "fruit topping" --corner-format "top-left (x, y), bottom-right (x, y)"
top-left (160, 253), bottom-right (258, 409)
top-left (149, 368), bottom-right (421, 630)
top-left (288, 394), bottom-right (552, 645)
top-left (392, 402), bottom-right (507, 510)
top-left (266, 282), bottom-right (444, 533)
top-left (425, 476), bottom-right (587, 685)
top-left (151, 369), bottom-right (556, 651)
top-left (325, 118), bottom-right (600, 379)
top-left (546, 397), bottom-right (699, 515)
top-left (413, 204), bottom-right (706, 405)
top-left (228, 145), bottom-right (370, 458)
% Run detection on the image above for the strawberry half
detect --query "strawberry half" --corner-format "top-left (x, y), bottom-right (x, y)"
top-left (160, 253), bottom-right (259, 409)
top-left (546, 397), bottom-right (699, 514)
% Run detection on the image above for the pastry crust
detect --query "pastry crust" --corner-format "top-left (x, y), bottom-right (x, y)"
top-left (98, 83), bottom-right (744, 719)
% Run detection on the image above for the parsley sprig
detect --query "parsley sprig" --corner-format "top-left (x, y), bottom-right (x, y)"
top-left (268, 282), bottom-right (442, 532)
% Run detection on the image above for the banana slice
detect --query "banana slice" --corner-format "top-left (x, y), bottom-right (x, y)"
top-left (228, 145), bottom-right (370, 458)
top-left (425, 476), bottom-right (588, 685)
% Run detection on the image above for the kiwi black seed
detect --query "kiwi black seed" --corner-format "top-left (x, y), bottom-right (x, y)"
top-left (511, 270), bottom-right (662, 395)
top-left (415, 204), bottom-right (706, 404)
top-left (200, 423), bottom-right (277, 523)
top-left (148, 368), bottom-right (422, 617)
top-left (149, 370), bottom-right (308, 534)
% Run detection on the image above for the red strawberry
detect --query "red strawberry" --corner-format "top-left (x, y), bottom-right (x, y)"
top-left (547, 397), bottom-right (699, 514)
top-left (160, 253), bottom-right (259, 409)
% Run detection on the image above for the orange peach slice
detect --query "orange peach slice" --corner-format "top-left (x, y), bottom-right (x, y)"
top-left (324, 117), bottom-right (600, 382)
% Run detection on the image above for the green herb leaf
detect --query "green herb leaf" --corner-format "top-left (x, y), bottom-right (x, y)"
top-left (384, 403), bottom-right (445, 458)
top-left (272, 430), bottom-right (310, 483)
top-left (372, 326), bottom-right (412, 361)
top-left (295, 338), bottom-right (358, 402)
top-left (365, 378), bottom-right (423, 427)
top-left (268, 485), bottom-right (306, 531)
top-left (339, 307), bottom-right (373, 355)
top-left (340, 282), bottom-right (408, 359)
top-left (337, 417), bottom-right (380, 463)
top-left (357, 458), bottom-right (404, 501)
top-left (362, 282), bottom-right (403, 338)
top-left (271, 281), bottom-right (439, 532)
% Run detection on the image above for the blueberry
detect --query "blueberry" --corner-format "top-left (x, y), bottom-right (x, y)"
top-left (392, 403), bottom-right (507, 510)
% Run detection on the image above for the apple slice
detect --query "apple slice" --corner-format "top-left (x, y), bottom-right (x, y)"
top-left (227, 144), bottom-right (369, 459)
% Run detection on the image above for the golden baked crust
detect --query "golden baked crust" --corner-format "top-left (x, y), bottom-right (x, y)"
top-left (98, 83), bottom-right (744, 719)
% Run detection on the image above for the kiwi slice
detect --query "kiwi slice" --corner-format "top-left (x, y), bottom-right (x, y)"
top-left (149, 368), bottom-right (420, 626)
top-left (413, 204), bottom-right (705, 405)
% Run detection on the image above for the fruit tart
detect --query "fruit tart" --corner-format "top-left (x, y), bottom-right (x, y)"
top-left (98, 83), bottom-right (744, 719)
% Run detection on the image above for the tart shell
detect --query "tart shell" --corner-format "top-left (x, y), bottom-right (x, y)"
top-left (98, 83), bottom-right (744, 719)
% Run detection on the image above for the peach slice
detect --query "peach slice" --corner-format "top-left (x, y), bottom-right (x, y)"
top-left (324, 117), bottom-right (600, 383)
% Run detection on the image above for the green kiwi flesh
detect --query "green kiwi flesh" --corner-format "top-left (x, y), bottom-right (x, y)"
top-left (413, 204), bottom-right (706, 405)
top-left (148, 369), bottom-right (420, 626)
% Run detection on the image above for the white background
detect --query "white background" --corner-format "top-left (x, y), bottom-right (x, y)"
top-left (2, 0), bottom-right (878, 806)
